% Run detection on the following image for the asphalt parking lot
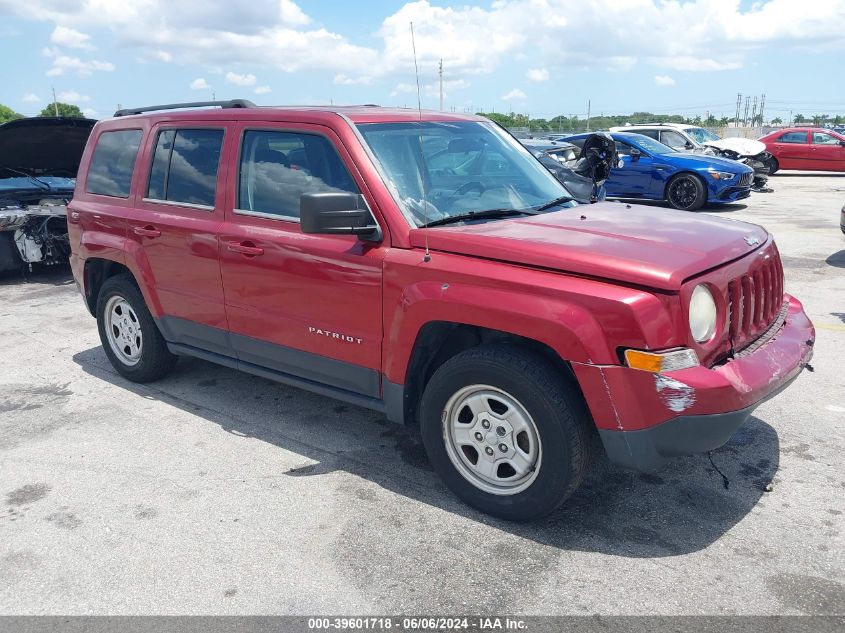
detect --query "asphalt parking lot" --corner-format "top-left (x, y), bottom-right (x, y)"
top-left (1, 172), bottom-right (843, 616)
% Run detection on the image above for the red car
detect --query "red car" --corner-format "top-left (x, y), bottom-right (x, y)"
top-left (68, 100), bottom-right (814, 520)
top-left (759, 127), bottom-right (845, 173)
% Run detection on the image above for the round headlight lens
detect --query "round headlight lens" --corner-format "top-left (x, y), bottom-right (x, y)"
top-left (689, 284), bottom-right (717, 343)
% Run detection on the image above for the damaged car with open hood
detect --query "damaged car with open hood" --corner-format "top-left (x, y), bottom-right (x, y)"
top-left (0, 116), bottom-right (95, 273)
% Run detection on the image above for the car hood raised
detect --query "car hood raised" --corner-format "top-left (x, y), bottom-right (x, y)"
top-left (0, 117), bottom-right (96, 178)
top-left (702, 137), bottom-right (767, 157)
top-left (408, 202), bottom-right (768, 291)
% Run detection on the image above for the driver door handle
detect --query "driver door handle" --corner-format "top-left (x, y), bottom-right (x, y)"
top-left (133, 225), bottom-right (161, 238)
top-left (227, 241), bottom-right (264, 256)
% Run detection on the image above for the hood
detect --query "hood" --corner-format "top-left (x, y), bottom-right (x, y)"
top-left (702, 137), bottom-right (767, 157)
top-left (0, 117), bottom-right (96, 178)
top-left (409, 202), bottom-right (768, 291)
top-left (668, 151), bottom-right (753, 172)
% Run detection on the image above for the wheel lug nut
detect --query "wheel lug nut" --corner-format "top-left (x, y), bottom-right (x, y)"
top-left (496, 426), bottom-right (506, 436)
top-left (481, 420), bottom-right (490, 429)
top-left (484, 447), bottom-right (494, 456)
top-left (499, 443), bottom-right (508, 452)
top-left (474, 432), bottom-right (483, 441)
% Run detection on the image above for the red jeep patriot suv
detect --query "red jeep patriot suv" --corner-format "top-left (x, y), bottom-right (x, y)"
top-left (68, 100), bottom-right (814, 520)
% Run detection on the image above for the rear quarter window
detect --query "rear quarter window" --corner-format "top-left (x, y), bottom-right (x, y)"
top-left (86, 129), bottom-right (143, 198)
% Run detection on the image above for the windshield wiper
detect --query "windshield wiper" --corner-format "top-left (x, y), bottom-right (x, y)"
top-left (421, 207), bottom-right (540, 228)
top-left (0, 166), bottom-right (52, 191)
top-left (534, 195), bottom-right (576, 212)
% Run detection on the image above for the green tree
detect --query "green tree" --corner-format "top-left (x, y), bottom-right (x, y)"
top-left (794, 113), bottom-right (805, 125)
top-left (0, 103), bottom-right (23, 124)
top-left (771, 117), bottom-right (783, 125)
top-left (38, 102), bottom-right (85, 118)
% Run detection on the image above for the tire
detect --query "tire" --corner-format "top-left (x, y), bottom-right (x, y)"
top-left (666, 173), bottom-right (707, 211)
top-left (419, 345), bottom-right (593, 521)
top-left (96, 274), bottom-right (177, 382)
top-left (766, 157), bottom-right (779, 175)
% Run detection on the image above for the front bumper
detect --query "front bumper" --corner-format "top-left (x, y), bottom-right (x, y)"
top-left (714, 185), bottom-right (752, 202)
top-left (573, 295), bottom-right (814, 471)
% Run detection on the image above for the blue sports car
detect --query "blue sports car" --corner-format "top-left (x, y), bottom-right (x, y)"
top-left (555, 132), bottom-right (754, 211)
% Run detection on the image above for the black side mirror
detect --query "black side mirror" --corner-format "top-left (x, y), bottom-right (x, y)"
top-left (685, 141), bottom-right (695, 149)
top-left (839, 140), bottom-right (845, 147)
top-left (300, 192), bottom-right (382, 242)
top-left (630, 148), bottom-right (642, 161)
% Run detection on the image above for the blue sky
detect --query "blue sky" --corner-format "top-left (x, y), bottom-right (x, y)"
top-left (1, 0), bottom-right (844, 122)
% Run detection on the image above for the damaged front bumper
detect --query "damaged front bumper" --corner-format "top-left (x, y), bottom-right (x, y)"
top-left (573, 296), bottom-right (815, 471)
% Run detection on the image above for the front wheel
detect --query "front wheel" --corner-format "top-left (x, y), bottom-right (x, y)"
top-left (96, 274), bottom-right (177, 382)
top-left (766, 157), bottom-right (779, 175)
top-left (419, 345), bottom-right (593, 521)
top-left (666, 173), bottom-right (707, 211)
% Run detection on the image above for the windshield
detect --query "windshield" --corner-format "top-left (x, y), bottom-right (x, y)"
top-left (627, 135), bottom-right (676, 155)
top-left (0, 176), bottom-right (76, 192)
top-left (684, 127), bottom-right (721, 143)
top-left (356, 120), bottom-right (576, 227)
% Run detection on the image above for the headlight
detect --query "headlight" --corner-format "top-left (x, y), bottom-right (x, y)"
top-left (708, 170), bottom-right (736, 180)
top-left (689, 284), bottom-right (717, 343)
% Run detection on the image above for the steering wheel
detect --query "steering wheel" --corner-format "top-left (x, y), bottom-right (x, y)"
top-left (453, 181), bottom-right (486, 196)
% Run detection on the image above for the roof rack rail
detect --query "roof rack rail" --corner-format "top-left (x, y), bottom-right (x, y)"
top-left (114, 99), bottom-right (256, 117)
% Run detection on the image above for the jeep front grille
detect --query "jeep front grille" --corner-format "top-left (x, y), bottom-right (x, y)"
top-left (727, 252), bottom-right (784, 351)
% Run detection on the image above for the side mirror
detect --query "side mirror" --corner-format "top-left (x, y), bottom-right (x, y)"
top-left (684, 141), bottom-right (695, 150)
top-left (630, 148), bottom-right (642, 161)
top-left (300, 192), bottom-right (382, 242)
top-left (839, 140), bottom-right (845, 147)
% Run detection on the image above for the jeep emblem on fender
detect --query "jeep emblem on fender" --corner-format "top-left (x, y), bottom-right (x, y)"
top-left (745, 235), bottom-right (760, 246)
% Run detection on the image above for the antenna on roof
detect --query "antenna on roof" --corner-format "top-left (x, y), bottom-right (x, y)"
top-left (411, 21), bottom-right (431, 263)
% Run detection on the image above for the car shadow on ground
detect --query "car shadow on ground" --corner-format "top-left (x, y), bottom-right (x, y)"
top-left (826, 250), bottom-right (845, 269)
top-left (0, 264), bottom-right (73, 287)
top-left (73, 347), bottom-right (780, 559)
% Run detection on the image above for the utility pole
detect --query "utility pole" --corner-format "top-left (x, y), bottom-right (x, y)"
top-left (759, 93), bottom-right (766, 126)
top-left (751, 96), bottom-right (758, 127)
top-left (52, 86), bottom-right (59, 116)
top-left (735, 93), bottom-right (742, 127)
top-left (743, 96), bottom-right (750, 127)
top-left (586, 99), bottom-right (591, 132)
top-left (438, 59), bottom-right (443, 111)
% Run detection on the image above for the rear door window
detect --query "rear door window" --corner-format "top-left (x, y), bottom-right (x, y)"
top-left (778, 132), bottom-right (808, 143)
top-left (146, 129), bottom-right (224, 207)
top-left (86, 130), bottom-right (143, 198)
top-left (659, 130), bottom-right (688, 149)
top-left (237, 130), bottom-right (358, 219)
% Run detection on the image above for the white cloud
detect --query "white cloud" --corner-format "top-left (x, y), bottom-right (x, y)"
top-left (152, 50), bottom-right (173, 62)
top-left (22, 93), bottom-right (41, 103)
top-left (57, 90), bottom-right (91, 103)
top-left (190, 78), bottom-right (211, 90)
top-left (82, 107), bottom-right (98, 118)
top-left (526, 68), bottom-right (549, 82)
top-left (501, 88), bottom-right (526, 101)
top-left (654, 74), bottom-right (675, 86)
top-left (42, 46), bottom-right (114, 76)
top-left (254, 85), bottom-right (272, 94)
top-left (334, 74), bottom-right (373, 85)
top-left (50, 25), bottom-right (94, 50)
top-left (6, 0), bottom-right (845, 82)
top-left (225, 72), bottom-right (257, 86)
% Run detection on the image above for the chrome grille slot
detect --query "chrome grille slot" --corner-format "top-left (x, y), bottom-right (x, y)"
top-left (739, 172), bottom-right (753, 187)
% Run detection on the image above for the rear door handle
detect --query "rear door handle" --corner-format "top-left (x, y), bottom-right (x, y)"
top-left (133, 226), bottom-right (161, 238)
top-left (227, 241), bottom-right (264, 256)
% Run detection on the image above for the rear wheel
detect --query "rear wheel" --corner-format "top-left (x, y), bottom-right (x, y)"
top-left (96, 274), bottom-right (177, 382)
top-left (419, 345), bottom-right (592, 521)
top-left (666, 173), bottom-right (707, 211)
